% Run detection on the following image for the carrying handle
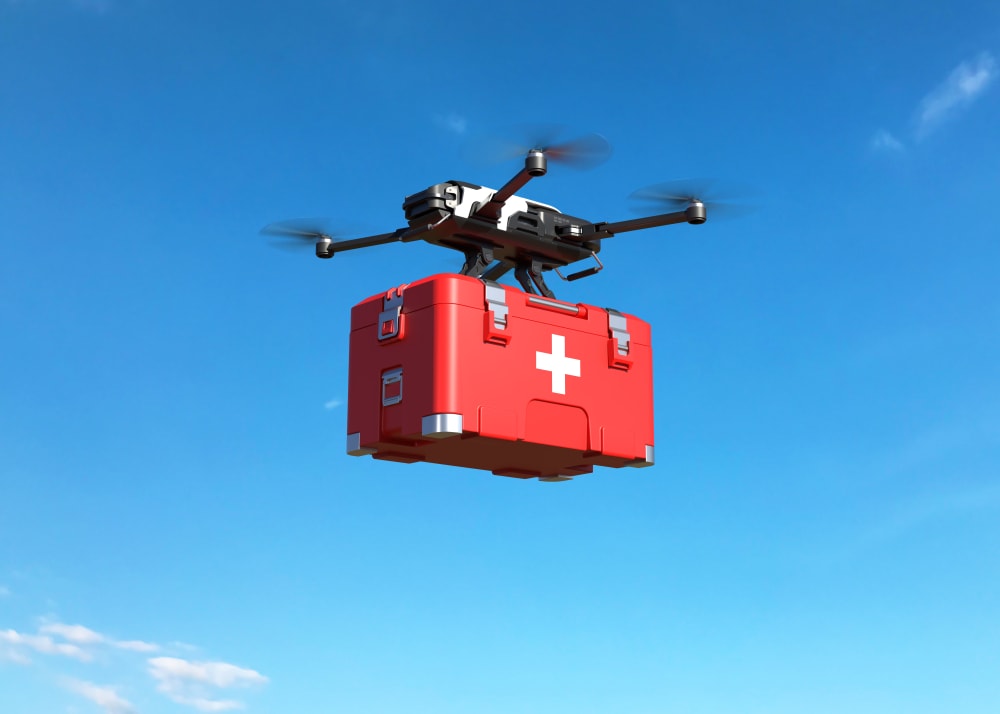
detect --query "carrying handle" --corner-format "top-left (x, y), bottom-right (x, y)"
top-left (525, 295), bottom-right (589, 318)
top-left (554, 251), bottom-right (604, 283)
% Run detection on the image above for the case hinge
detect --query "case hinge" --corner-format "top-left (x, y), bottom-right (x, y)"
top-left (606, 308), bottom-right (632, 370)
top-left (483, 281), bottom-right (511, 345)
top-left (378, 286), bottom-right (405, 341)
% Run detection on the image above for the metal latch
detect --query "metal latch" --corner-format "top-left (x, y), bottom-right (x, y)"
top-left (607, 309), bottom-right (630, 356)
top-left (381, 368), bottom-right (403, 406)
top-left (483, 280), bottom-right (511, 346)
top-left (378, 287), bottom-right (405, 341)
top-left (606, 308), bottom-right (632, 370)
top-left (484, 281), bottom-right (508, 330)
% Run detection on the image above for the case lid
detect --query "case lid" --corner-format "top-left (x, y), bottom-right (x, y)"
top-left (350, 273), bottom-right (650, 346)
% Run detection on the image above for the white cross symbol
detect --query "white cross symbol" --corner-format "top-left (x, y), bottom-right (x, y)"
top-left (536, 334), bottom-right (581, 395)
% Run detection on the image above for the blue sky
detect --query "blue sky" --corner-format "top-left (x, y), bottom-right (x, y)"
top-left (2, 1), bottom-right (1000, 712)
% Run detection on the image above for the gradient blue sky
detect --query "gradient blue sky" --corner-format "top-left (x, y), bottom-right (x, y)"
top-left (3, 1), bottom-right (1000, 713)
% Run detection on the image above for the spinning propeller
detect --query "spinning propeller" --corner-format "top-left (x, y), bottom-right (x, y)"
top-left (463, 125), bottom-right (612, 170)
top-left (629, 179), bottom-right (754, 221)
top-left (261, 219), bottom-right (378, 259)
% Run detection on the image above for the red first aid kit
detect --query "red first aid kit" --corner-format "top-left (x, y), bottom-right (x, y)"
top-left (346, 273), bottom-right (654, 481)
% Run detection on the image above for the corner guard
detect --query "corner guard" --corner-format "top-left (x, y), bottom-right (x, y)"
top-left (346, 432), bottom-right (377, 457)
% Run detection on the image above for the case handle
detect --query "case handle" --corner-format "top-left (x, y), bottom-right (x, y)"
top-left (526, 295), bottom-right (588, 318)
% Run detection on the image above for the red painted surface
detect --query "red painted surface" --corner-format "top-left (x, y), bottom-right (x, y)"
top-left (346, 274), bottom-right (654, 479)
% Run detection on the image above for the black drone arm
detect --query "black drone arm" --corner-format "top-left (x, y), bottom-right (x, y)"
top-left (589, 202), bottom-right (706, 239)
top-left (473, 150), bottom-right (548, 222)
top-left (325, 229), bottom-right (406, 256)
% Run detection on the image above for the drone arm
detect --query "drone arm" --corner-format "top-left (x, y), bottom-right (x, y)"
top-left (473, 150), bottom-right (548, 222)
top-left (327, 229), bottom-right (406, 255)
top-left (591, 203), bottom-right (705, 238)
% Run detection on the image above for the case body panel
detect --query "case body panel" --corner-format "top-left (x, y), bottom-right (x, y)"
top-left (347, 273), bottom-right (654, 479)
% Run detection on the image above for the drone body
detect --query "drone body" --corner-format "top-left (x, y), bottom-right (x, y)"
top-left (265, 139), bottom-right (712, 299)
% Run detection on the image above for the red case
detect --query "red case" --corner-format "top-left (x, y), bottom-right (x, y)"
top-left (346, 273), bottom-right (654, 481)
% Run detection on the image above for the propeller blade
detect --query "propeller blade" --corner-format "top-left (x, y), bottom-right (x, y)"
top-left (260, 218), bottom-right (336, 242)
top-left (629, 179), bottom-right (756, 220)
top-left (542, 133), bottom-right (612, 169)
top-left (463, 125), bottom-right (612, 169)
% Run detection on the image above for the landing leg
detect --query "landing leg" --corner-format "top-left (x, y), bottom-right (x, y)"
top-left (514, 259), bottom-right (555, 298)
top-left (460, 246), bottom-right (495, 278)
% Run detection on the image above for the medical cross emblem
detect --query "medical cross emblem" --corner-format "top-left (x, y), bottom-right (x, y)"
top-left (535, 334), bottom-right (581, 395)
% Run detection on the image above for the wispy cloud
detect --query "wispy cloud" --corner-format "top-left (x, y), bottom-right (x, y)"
top-left (41, 622), bottom-right (105, 644)
top-left (0, 585), bottom-right (10, 597)
top-left (3, 615), bottom-right (267, 711)
top-left (64, 679), bottom-right (137, 714)
top-left (149, 657), bottom-right (268, 712)
top-left (115, 639), bottom-right (160, 653)
top-left (37, 621), bottom-right (159, 653)
top-left (0, 628), bottom-right (93, 662)
top-left (914, 51), bottom-right (997, 139)
top-left (433, 113), bottom-right (468, 135)
top-left (871, 51), bottom-right (997, 152)
top-left (324, 398), bottom-right (343, 410)
top-left (871, 129), bottom-right (905, 153)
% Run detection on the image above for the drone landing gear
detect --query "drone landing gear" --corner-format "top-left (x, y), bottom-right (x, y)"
top-left (460, 245), bottom-right (495, 278)
top-left (459, 246), bottom-right (555, 299)
top-left (514, 260), bottom-right (554, 298)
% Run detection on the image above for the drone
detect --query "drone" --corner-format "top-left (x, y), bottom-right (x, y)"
top-left (264, 133), bottom-right (733, 299)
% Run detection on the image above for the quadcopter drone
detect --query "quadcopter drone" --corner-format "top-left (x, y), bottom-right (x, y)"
top-left (264, 133), bottom-right (731, 299)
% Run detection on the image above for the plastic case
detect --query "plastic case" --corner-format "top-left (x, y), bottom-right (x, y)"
top-left (346, 273), bottom-right (654, 481)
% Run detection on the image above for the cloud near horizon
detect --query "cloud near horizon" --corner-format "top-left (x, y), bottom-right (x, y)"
top-left (38, 620), bottom-right (160, 653)
top-left (150, 656), bottom-right (269, 712)
top-left (0, 628), bottom-right (93, 662)
top-left (64, 679), bottom-right (137, 714)
top-left (2, 617), bottom-right (267, 711)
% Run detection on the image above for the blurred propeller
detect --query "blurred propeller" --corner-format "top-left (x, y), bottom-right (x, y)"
top-left (463, 124), bottom-right (612, 169)
top-left (261, 219), bottom-right (342, 252)
top-left (629, 179), bottom-right (756, 220)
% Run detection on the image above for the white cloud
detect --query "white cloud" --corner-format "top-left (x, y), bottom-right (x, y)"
top-left (149, 657), bottom-right (268, 712)
top-left (115, 639), bottom-right (160, 653)
top-left (3, 616), bottom-right (264, 714)
top-left (41, 622), bottom-right (106, 645)
top-left (64, 679), bottom-right (136, 714)
top-left (179, 697), bottom-right (244, 712)
top-left (433, 113), bottom-right (468, 135)
top-left (39, 621), bottom-right (160, 653)
top-left (0, 629), bottom-right (93, 662)
top-left (914, 51), bottom-right (997, 138)
top-left (324, 398), bottom-right (343, 410)
top-left (871, 129), bottom-right (904, 152)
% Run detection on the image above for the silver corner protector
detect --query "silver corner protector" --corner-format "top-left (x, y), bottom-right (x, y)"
top-left (629, 445), bottom-right (655, 468)
top-left (346, 432), bottom-right (376, 457)
top-left (421, 413), bottom-right (463, 439)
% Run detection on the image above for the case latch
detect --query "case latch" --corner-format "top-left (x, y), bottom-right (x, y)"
top-left (378, 286), bottom-right (405, 341)
top-left (483, 281), bottom-right (511, 345)
top-left (381, 367), bottom-right (403, 406)
top-left (606, 308), bottom-right (632, 370)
